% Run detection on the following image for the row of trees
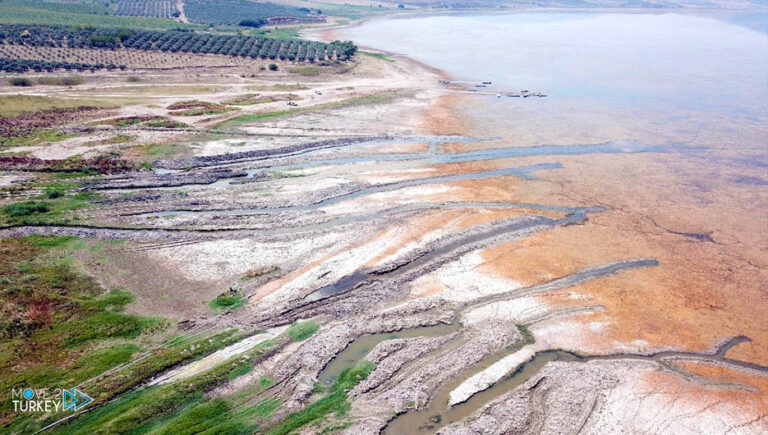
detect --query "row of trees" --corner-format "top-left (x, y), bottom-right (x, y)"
top-left (0, 57), bottom-right (125, 73)
top-left (183, 0), bottom-right (314, 25)
top-left (0, 25), bottom-right (358, 62)
top-left (112, 0), bottom-right (176, 18)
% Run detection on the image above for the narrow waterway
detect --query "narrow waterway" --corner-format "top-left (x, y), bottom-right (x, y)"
top-left (318, 322), bottom-right (461, 386)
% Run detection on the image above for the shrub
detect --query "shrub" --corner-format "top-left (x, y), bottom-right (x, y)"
top-left (9, 77), bottom-right (32, 87)
top-left (239, 19), bottom-right (267, 28)
top-left (268, 63), bottom-right (278, 71)
top-left (2, 201), bottom-right (50, 217)
top-left (60, 76), bottom-right (85, 86)
top-left (43, 186), bottom-right (65, 199)
top-left (36, 76), bottom-right (84, 86)
top-left (209, 294), bottom-right (245, 312)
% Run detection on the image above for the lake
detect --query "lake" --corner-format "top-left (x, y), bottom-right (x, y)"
top-left (341, 12), bottom-right (768, 149)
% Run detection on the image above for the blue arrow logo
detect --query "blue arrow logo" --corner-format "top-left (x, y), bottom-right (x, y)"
top-left (62, 388), bottom-right (92, 412)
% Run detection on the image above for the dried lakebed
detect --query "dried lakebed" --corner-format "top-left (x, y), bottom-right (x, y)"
top-left (6, 123), bottom-right (754, 435)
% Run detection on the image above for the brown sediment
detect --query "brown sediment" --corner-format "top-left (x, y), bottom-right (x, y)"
top-left (640, 363), bottom-right (768, 427)
top-left (363, 206), bottom-right (563, 268)
top-left (398, 44), bottom-right (768, 426)
top-left (420, 94), bottom-right (467, 136)
top-left (671, 359), bottom-right (768, 394)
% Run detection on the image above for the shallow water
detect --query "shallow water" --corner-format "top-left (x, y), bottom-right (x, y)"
top-left (342, 11), bottom-right (767, 153)
top-left (317, 322), bottom-right (461, 386)
top-left (343, 12), bottom-right (767, 114)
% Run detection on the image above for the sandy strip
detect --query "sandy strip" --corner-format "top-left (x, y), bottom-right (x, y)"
top-left (150, 325), bottom-right (288, 385)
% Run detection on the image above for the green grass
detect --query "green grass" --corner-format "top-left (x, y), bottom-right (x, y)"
top-left (361, 51), bottom-right (393, 62)
top-left (0, 4), bottom-right (198, 30)
top-left (172, 108), bottom-right (232, 116)
top-left (289, 66), bottom-right (320, 76)
top-left (209, 294), bottom-right (246, 313)
top-left (287, 321), bottom-right (319, 342)
top-left (144, 119), bottom-right (190, 129)
top-left (22, 234), bottom-right (76, 248)
top-left (251, 27), bottom-right (300, 40)
top-left (247, 83), bottom-right (309, 91)
top-left (0, 237), bottom-right (164, 430)
top-left (516, 324), bottom-right (534, 344)
top-left (269, 170), bottom-right (307, 179)
top-left (2, 201), bottom-right (49, 217)
top-left (0, 128), bottom-right (75, 148)
top-left (71, 343), bottom-right (143, 380)
top-left (0, 95), bottom-right (116, 118)
top-left (55, 336), bottom-right (286, 434)
top-left (264, 361), bottom-right (375, 435)
top-left (140, 143), bottom-right (188, 159)
top-left (36, 76), bottom-right (85, 86)
top-left (220, 91), bottom-right (404, 128)
top-left (1, 190), bottom-right (99, 226)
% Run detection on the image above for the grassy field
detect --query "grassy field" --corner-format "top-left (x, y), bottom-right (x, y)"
top-left (0, 236), bottom-right (165, 427)
top-left (220, 90), bottom-right (406, 128)
top-left (0, 2), bottom-right (197, 29)
top-left (0, 95), bottom-right (118, 118)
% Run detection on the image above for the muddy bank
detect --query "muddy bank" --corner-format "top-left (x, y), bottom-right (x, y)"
top-left (86, 168), bottom-right (248, 190)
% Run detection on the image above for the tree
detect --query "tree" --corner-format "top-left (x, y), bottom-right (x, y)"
top-left (331, 40), bottom-right (357, 58)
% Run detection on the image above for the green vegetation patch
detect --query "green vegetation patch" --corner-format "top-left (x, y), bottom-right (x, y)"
top-left (287, 320), bottom-right (318, 342)
top-left (221, 90), bottom-right (405, 128)
top-left (0, 128), bottom-right (75, 149)
top-left (0, 2), bottom-right (196, 30)
top-left (209, 288), bottom-right (247, 313)
top-left (0, 237), bottom-right (163, 426)
top-left (2, 200), bottom-right (49, 217)
top-left (248, 83), bottom-right (309, 91)
top-left (361, 51), bottom-right (393, 62)
top-left (144, 118), bottom-right (190, 129)
top-left (0, 188), bottom-right (98, 226)
top-left (0, 95), bottom-right (115, 118)
top-left (265, 361), bottom-right (375, 435)
top-left (289, 66), bottom-right (320, 76)
top-left (36, 76), bottom-right (85, 86)
top-left (56, 335), bottom-right (286, 434)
